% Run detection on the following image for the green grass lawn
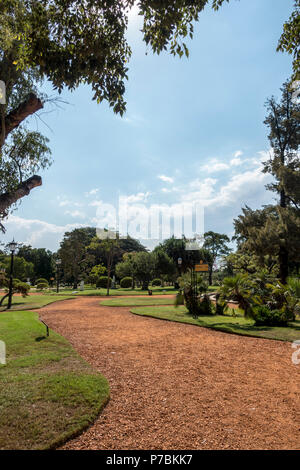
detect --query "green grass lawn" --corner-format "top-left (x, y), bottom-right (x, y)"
top-left (0, 294), bottom-right (76, 311)
top-left (0, 310), bottom-right (109, 450)
top-left (53, 286), bottom-right (178, 296)
top-left (130, 305), bottom-right (300, 342)
top-left (100, 296), bottom-right (176, 307)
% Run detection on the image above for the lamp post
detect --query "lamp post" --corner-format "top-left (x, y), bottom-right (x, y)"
top-left (177, 257), bottom-right (183, 291)
top-left (177, 257), bottom-right (182, 275)
top-left (7, 239), bottom-right (17, 309)
top-left (56, 259), bottom-right (61, 293)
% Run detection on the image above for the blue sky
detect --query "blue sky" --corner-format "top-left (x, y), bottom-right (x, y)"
top-left (3, 0), bottom-right (294, 251)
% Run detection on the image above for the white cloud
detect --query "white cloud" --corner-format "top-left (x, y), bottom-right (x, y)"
top-left (120, 192), bottom-right (150, 204)
top-left (59, 200), bottom-right (83, 207)
top-left (158, 175), bottom-right (174, 184)
top-left (64, 210), bottom-right (86, 219)
top-left (2, 148), bottom-right (275, 252)
top-left (230, 157), bottom-right (242, 166)
top-left (200, 159), bottom-right (230, 173)
top-left (84, 188), bottom-right (99, 197)
top-left (234, 150), bottom-right (243, 158)
top-left (1, 215), bottom-right (88, 251)
top-left (89, 199), bottom-right (103, 207)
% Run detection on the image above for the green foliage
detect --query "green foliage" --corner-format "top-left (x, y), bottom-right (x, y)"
top-left (96, 276), bottom-right (111, 289)
top-left (1, 255), bottom-right (34, 281)
top-left (252, 305), bottom-right (290, 327)
top-left (115, 258), bottom-right (134, 280)
top-left (174, 291), bottom-right (185, 306)
top-left (88, 264), bottom-right (107, 286)
top-left (120, 277), bottom-right (133, 288)
top-left (1, 0), bottom-right (225, 116)
top-left (35, 278), bottom-right (49, 285)
top-left (151, 278), bottom-right (162, 286)
top-left (17, 246), bottom-right (54, 281)
top-left (58, 227), bottom-right (96, 288)
top-left (153, 249), bottom-right (176, 280)
top-left (131, 252), bottom-right (156, 290)
top-left (36, 277), bottom-right (49, 291)
top-left (36, 282), bottom-right (49, 291)
top-left (219, 274), bottom-right (255, 318)
top-left (219, 272), bottom-right (300, 323)
top-left (12, 279), bottom-right (30, 297)
top-left (277, 0), bottom-right (300, 80)
top-left (178, 271), bottom-right (213, 317)
top-left (155, 236), bottom-right (210, 273)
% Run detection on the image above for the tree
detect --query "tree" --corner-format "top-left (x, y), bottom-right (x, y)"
top-left (277, 0), bottom-right (300, 81)
top-left (58, 227), bottom-right (96, 288)
top-left (203, 231), bottom-right (231, 285)
top-left (225, 251), bottom-right (278, 277)
top-left (131, 252), bottom-right (155, 290)
top-left (17, 245), bottom-right (54, 281)
top-left (0, 87), bottom-right (52, 228)
top-left (97, 236), bottom-right (121, 296)
top-left (155, 236), bottom-right (201, 273)
top-left (233, 81), bottom-right (300, 284)
top-left (233, 205), bottom-right (300, 282)
top-left (153, 250), bottom-right (176, 284)
top-left (88, 234), bottom-right (145, 275)
top-left (263, 81), bottom-right (300, 283)
top-left (1, 255), bottom-right (34, 281)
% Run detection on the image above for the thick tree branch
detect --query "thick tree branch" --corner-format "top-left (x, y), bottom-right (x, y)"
top-left (2, 93), bottom-right (43, 140)
top-left (0, 175), bottom-right (42, 216)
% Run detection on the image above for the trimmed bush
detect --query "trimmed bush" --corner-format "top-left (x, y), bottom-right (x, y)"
top-left (36, 282), bottom-right (49, 291)
top-left (120, 277), bottom-right (133, 288)
top-left (36, 278), bottom-right (49, 286)
top-left (13, 280), bottom-right (30, 297)
top-left (96, 276), bottom-right (112, 289)
top-left (151, 278), bottom-right (161, 286)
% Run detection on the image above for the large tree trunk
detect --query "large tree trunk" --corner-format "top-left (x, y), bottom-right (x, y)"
top-left (279, 187), bottom-right (289, 284)
top-left (1, 93), bottom-right (43, 142)
top-left (0, 175), bottom-right (42, 218)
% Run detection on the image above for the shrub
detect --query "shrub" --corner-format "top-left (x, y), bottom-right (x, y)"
top-left (35, 278), bottom-right (49, 286)
top-left (184, 288), bottom-right (214, 318)
top-left (96, 276), bottom-right (112, 289)
top-left (174, 291), bottom-right (184, 306)
top-left (36, 282), bottom-right (49, 291)
top-left (13, 280), bottom-right (30, 297)
top-left (120, 277), bottom-right (133, 288)
top-left (252, 305), bottom-right (289, 327)
top-left (152, 278), bottom-right (161, 286)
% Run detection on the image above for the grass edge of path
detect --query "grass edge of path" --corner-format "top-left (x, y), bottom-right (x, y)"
top-left (0, 308), bottom-right (110, 450)
top-left (129, 305), bottom-right (300, 343)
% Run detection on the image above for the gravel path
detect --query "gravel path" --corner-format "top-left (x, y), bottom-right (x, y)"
top-left (40, 297), bottom-right (300, 450)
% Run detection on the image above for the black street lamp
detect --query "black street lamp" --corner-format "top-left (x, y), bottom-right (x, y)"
top-left (177, 257), bottom-right (182, 275)
top-left (56, 259), bottom-right (61, 293)
top-left (7, 239), bottom-right (17, 309)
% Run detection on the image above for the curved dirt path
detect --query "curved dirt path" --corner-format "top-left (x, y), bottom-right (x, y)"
top-left (40, 297), bottom-right (300, 450)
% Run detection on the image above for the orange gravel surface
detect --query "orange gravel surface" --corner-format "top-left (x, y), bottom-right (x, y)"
top-left (40, 297), bottom-right (300, 450)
